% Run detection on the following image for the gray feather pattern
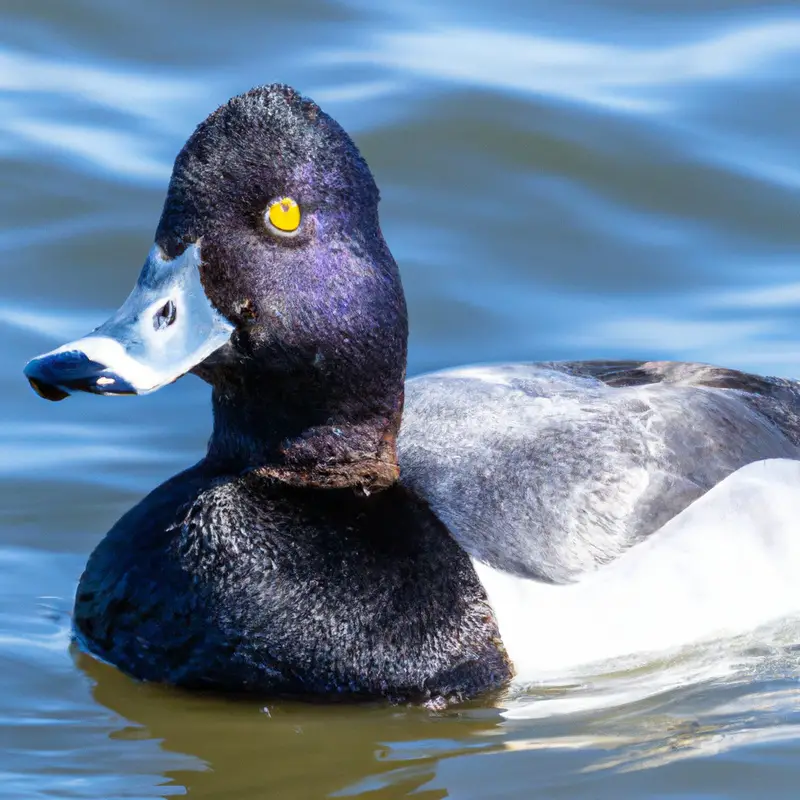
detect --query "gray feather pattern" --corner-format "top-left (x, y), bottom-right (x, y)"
top-left (398, 361), bottom-right (800, 583)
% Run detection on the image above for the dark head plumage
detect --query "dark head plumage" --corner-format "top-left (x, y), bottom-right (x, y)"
top-left (153, 84), bottom-right (407, 487)
top-left (156, 84), bottom-right (381, 258)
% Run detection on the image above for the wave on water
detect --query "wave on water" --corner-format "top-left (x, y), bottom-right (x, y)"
top-left (496, 620), bottom-right (800, 774)
top-left (324, 18), bottom-right (800, 112)
top-left (0, 46), bottom-right (206, 182)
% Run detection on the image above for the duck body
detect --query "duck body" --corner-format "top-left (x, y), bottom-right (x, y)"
top-left (23, 84), bottom-right (800, 702)
top-left (71, 356), bottom-right (800, 699)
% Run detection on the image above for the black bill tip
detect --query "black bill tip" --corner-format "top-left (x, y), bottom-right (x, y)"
top-left (27, 376), bottom-right (70, 402)
top-left (24, 350), bottom-right (137, 401)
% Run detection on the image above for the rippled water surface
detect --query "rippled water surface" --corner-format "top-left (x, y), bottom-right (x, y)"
top-left (3, 0), bottom-right (800, 797)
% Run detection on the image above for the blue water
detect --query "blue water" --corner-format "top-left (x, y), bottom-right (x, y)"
top-left (2, 1), bottom-right (800, 797)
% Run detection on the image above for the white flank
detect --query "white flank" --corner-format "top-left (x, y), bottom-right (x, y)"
top-left (475, 458), bottom-right (800, 682)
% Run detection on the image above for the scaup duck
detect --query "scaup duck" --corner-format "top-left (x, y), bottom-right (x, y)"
top-left (23, 85), bottom-right (800, 702)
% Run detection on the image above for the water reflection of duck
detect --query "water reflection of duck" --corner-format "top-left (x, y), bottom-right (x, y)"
top-left (25, 85), bottom-right (800, 701)
top-left (77, 649), bottom-right (504, 798)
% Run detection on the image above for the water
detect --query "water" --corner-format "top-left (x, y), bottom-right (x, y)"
top-left (2, 0), bottom-right (800, 796)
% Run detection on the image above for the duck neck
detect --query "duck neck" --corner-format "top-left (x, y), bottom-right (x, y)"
top-left (204, 349), bottom-right (406, 493)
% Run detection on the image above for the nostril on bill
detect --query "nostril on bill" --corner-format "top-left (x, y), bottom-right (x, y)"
top-left (153, 299), bottom-right (177, 331)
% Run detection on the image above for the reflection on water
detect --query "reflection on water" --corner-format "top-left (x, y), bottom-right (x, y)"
top-left (68, 627), bottom-right (800, 798)
top-left (78, 653), bottom-right (505, 799)
top-left (3, 0), bottom-right (800, 797)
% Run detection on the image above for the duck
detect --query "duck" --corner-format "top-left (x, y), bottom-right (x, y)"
top-left (23, 84), bottom-right (800, 703)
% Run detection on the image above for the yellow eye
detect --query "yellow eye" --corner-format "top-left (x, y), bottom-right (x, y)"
top-left (267, 197), bottom-right (301, 232)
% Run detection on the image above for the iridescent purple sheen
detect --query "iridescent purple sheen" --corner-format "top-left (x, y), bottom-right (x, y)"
top-left (156, 85), bottom-right (407, 478)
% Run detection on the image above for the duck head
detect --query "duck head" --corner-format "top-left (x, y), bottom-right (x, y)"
top-left (24, 85), bottom-right (407, 488)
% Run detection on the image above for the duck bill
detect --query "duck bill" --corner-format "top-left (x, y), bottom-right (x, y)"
top-left (23, 243), bottom-right (234, 401)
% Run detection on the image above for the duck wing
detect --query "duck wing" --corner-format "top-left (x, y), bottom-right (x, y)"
top-left (398, 361), bottom-right (800, 584)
